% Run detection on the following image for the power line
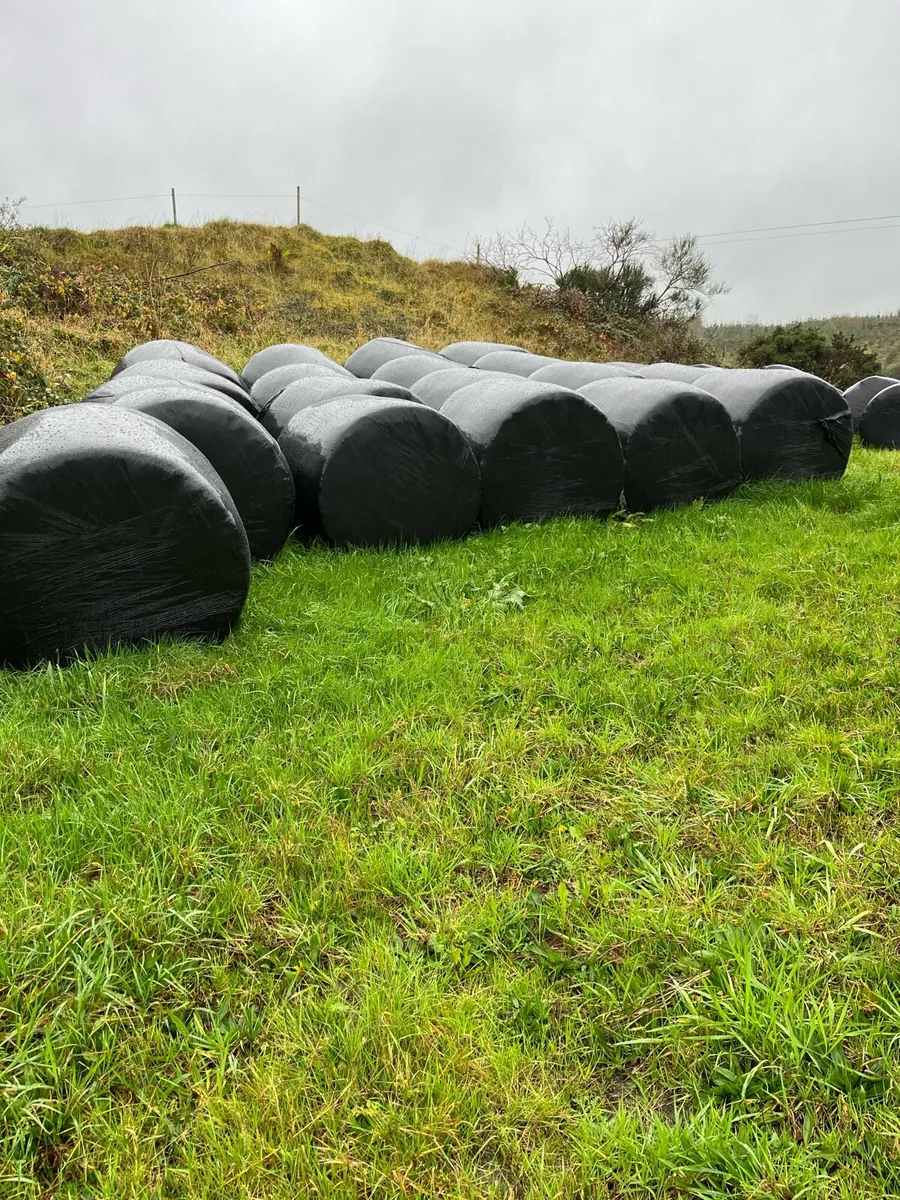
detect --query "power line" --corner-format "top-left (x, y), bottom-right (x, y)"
top-left (703, 222), bottom-right (900, 248)
top-left (696, 212), bottom-right (900, 241)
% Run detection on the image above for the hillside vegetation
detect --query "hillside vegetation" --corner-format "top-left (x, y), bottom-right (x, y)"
top-left (0, 220), bottom-right (715, 420)
top-left (709, 314), bottom-right (900, 376)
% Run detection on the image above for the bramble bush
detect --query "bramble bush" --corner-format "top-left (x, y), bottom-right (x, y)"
top-left (738, 323), bottom-right (882, 389)
top-left (0, 313), bottom-right (64, 421)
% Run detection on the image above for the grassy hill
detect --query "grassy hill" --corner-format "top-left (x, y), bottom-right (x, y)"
top-left (708, 313), bottom-right (900, 375)
top-left (0, 220), bottom-right (712, 420)
top-left (4, 224), bottom-right (900, 1196)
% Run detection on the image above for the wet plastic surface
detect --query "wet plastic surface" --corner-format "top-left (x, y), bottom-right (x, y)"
top-left (260, 378), bottom-right (419, 439)
top-left (844, 376), bottom-right (900, 430)
top-left (412, 368), bottom-right (513, 410)
top-left (279, 397), bottom-right (481, 545)
top-left (241, 343), bottom-right (341, 387)
top-left (578, 378), bottom-right (740, 511)
top-left (637, 364), bottom-right (713, 384)
top-left (111, 340), bottom-right (245, 389)
top-left (249, 363), bottom-right (349, 407)
top-left (529, 362), bottom-right (641, 388)
top-left (116, 361), bottom-right (258, 414)
top-left (344, 338), bottom-right (431, 379)
top-left (114, 388), bottom-right (295, 560)
top-left (0, 404), bottom-right (250, 668)
top-left (441, 377), bottom-right (623, 526)
top-left (473, 351), bottom-right (557, 377)
top-left (371, 354), bottom-right (456, 389)
top-left (440, 341), bottom-right (526, 366)
top-left (694, 369), bottom-right (852, 481)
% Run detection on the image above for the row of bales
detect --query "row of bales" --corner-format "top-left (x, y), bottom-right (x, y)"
top-left (0, 335), bottom-right (864, 668)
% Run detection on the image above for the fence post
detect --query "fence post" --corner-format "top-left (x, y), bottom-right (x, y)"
top-left (296, 185), bottom-right (301, 229)
top-left (171, 188), bottom-right (178, 227)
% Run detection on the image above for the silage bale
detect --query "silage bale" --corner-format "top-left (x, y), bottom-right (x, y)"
top-left (0, 404), bottom-right (250, 669)
top-left (250, 362), bottom-right (350, 408)
top-left (344, 338), bottom-right (432, 379)
top-left (844, 376), bottom-right (900, 431)
top-left (578, 378), bottom-right (740, 511)
top-left (440, 341), bottom-right (526, 366)
top-left (114, 388), bottom-right (295, 560)
top-left (473, 350), bottom-right (557, 376)
top-left (116, 360), bottom-right (258, 415)
top-left (529, 361), bottom-right (641, 388)
top-left (260, 377), bottom-right (419, 439)
top-left (371, 354), bottom-right (456, 389)
top-left (111, 339), bottom-right (245, 389)
top-left (638, 363), bottom-right (713, 384)
top-left (413, 367), bottom-right (513, 410)
top-left (278, 397), bottom-right (481, 545)
top-left (441, 377), bottom-right (623, 526)
top-left (694, 368), bottom-right (852, 481)
top-left (858, 383), bottom-right (900, 449)
top-left (241, 343), bottom-right (342, 387)
top-left (83, 374), bottom-right (239, 407)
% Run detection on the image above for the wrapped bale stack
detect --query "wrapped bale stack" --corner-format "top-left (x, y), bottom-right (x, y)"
top-left (0, 335), bottom-right (865, 669)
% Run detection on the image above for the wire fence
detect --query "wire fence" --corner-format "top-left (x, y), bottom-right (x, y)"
top-left (12, 187), bottom-right (900, 292)
top-left (16, 188), bottom-right (468, 263)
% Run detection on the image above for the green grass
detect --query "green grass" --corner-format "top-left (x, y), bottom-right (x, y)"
top-left (3, 449), bottom-right (900, 1197)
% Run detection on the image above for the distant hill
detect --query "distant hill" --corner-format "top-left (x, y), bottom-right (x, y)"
top-left (707, 314), bottom-right (900, 376)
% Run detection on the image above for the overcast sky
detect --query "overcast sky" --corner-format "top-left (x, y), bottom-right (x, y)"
top-left (3, 0), bottom-right (899, 323)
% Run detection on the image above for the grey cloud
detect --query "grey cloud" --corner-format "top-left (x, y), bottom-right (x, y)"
top-left (3, 0), bottom-right (899, 321)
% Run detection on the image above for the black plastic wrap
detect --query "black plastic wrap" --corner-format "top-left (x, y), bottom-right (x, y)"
top-left (638, 363), bottom-right (712, 384)
top-left (844, 376), bottom-right (900, 430)
top-left (441, 378), bottom-right (624, 526)
top-left (114, 388), bottom-right (295, 560)
top-left (117, 361), bottom-right (258, 415)
top-left (529, 362), bottom-right (641, 388)
top-left (440, 341), bottom-right (526, 366)
top-left (0, 404), bottom-right (251, 669)
top-left (473, 350), bottom-right (557, 377)
top-left (694, 369), bottom-right (852, 481)
top-left (344, 338), bottom-right (431, 379)
top-left (279, 397), bottom-right (481, 546)
top-left (249, 362), bottom-right (350, 408)
top-left (260, 378), bottom-right (418, 439)
top-left (413, 368), bottom-right (512, 410)
top-left (370, 354), bottom-right (456, 388)
top-left (241, 343), bottom-right (341, 387)
top-left (858, 384), bottom-right (900, 448)
top-left (111, 340), bottom-right (245, 389)
top-left (578, 378), bottom-right (740, 511)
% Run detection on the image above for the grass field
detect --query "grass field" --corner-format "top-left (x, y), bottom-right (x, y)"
top-left (2, 447), bottom-right (900, 1197)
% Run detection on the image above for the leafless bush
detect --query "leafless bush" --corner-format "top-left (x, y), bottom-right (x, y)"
top-left (469, 216), bottom-right (727, 323)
